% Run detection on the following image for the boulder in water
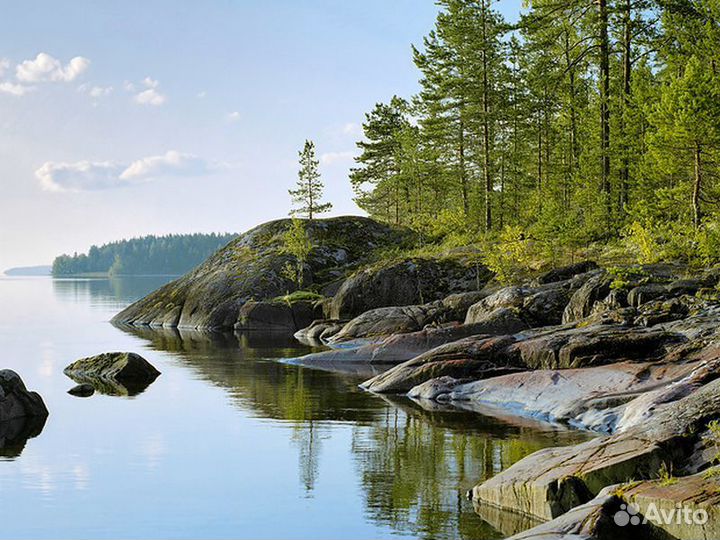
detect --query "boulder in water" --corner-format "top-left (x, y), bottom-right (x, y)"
top-left (64, 352), bottom-right (160, 397)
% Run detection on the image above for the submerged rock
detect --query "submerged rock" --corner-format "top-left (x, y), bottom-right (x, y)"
top-left (64, 352), bottom-right (160, 397)
top-left (67, 383), bottom-right (95, 397)
top-left (0, 415), bottom-right (47, 459)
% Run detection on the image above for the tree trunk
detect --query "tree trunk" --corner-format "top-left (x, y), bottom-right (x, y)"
top-left (537, 113), bottom-right (543, 194)
top-left (481, 0), bottom-right (492, 232)
top-left (459, 114), bottom-right (469, 217)
top-left (564, 31), bottom-right (579, 175)
top-left (309, 178), bottom-right (314, 221)
top-left (598, 0), bottom-right (611, 211)
top-left (619, 0), bottom-right (632, 210)
top-left (693, 143), bottom-right (703, 228)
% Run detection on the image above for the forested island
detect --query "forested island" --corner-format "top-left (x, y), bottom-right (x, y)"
top-left (52, 233), bottom-right (237, 277)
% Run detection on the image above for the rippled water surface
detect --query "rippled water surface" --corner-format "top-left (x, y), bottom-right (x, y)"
top-left (0, 276), bottom-right (591, 539)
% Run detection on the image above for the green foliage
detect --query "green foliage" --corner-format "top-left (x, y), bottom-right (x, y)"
top-left (273, 290), bottom-right (323, 306)
top-left (623, 219), bottom-right (720, 267)
top-left (482, 225), bottom-right (534, 285)
top-left (624, 221), bottom-right (662, 265)
top-left (289, 140), bottom-right (332, 220)
top-left (707, 419), bottom-right (720, 464)
top-left (348, 0), bottom-right (720, 262)
top-left (657, 462), bottom-right (678, 486)
top-left (281, 219), bottom-right (313, 288)
top-left (52, 233), bottom-right (237, 276)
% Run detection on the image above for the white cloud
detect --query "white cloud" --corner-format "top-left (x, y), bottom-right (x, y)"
top-left (341, 122), bottom-right (362, 136)
top-left (35, 160), bottom-right (126, 192)
top-left (120, 151), bottom-right (212, 180)
top-left (36, 151), bottom-right (214, 192)
top-left (197, 90), bottom-right (207, 98)
top-left (16, 53), bottom-right (89, 83)
top-left (142, 77), bottom-right (159, 89)
top-left (0, 82), bottom-right (33, 96)
top-left (134, 88), bottom-right (165, 106)
top-left (320, 151), bottom-right (356, 165)
top-left (78, 84), bottom-right (113, 98)
top-left (227, 111), bottom-right (241, 122)
top-left (0, 58), bottom-right (10, 77)
top-left (131, 77), bottom-right (166, 106)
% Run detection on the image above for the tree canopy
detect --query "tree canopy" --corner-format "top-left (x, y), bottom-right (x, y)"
top-left (52, 233), bottom-right (237, 276)
top-left (350, 0), bottom-right (720, 264)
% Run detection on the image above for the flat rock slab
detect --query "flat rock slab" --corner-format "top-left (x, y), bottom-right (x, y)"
top-left (409, 358), bottom-right (714, 433)
top-left (470, 376), bottom-right (720, 521)
top-left (361, 323), bottom-right (685, 395)
top-left (511, 473), bottom-right (720, 540)
top-left (361, 335), bottom-right (524, 394)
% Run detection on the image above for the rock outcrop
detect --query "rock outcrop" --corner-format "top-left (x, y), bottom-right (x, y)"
top-left (64, 352), bottom-right (161, 396)
top-left (326, 290), bottom-right (490, 344)
top-left (361, 335), bottom-right (524, 393)
top-left (361, 323), bottom-right (684, 394)
top-left (112, 216), bottom-right (410, 330)
top-left (329, 252), bottom-right (492, 319)
top-left (234, 298), bottom-right (323, 333)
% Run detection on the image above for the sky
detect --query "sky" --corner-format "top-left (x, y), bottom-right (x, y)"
top-left (0, 0), bottom-right (523, 269)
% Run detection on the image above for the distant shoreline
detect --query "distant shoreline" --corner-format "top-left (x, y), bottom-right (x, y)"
top-left (52, 273), bottom-right (182, 278)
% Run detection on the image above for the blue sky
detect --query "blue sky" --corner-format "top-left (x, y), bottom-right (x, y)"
top-left (0, 0), bottom-right (523, 269)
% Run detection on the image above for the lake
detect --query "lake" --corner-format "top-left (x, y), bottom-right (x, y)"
top-left (0, 276), bottom-right (590, 539)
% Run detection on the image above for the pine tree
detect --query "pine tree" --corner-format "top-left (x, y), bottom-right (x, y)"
top-left (350, 97), bottom-right (410, 224)
top-left (289, 140), bottom-right (332, 220)
top-left (648, 55), bottom-right (720, 228)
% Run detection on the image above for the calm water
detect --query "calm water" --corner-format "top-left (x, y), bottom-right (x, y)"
top-left (0, 276), bottom-right (590, 539)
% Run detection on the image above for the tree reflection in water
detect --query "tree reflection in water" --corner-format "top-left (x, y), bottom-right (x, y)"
top-left (117, 324), bottom-right (593, 539)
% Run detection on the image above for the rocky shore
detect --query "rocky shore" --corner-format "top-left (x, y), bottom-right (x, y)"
top-left (113, 217), bottom-right (720, 539)
top-left (289, 260), bottom-right (720, 539)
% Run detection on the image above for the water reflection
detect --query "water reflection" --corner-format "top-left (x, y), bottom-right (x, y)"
top-left (52, 275), bottom-right (176, 308)
top-left (63, 372), bottom-right (159, 397)
top-left (0, 416), bottom-right (47, 460)
top-left (117, 324), bottom-right (593, 539)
